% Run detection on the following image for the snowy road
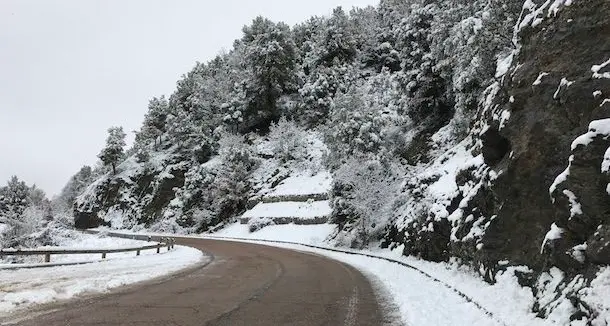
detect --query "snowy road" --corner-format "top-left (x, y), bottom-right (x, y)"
top-left (6, 237), bottom-right (389, 326)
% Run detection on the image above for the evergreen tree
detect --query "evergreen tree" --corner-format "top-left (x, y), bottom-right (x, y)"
top-left (0, 176), bottom-right (30, 218)
top-left (137, 96), bottom-right (169, 149)
top-left (98, 127), bottom-right (126, 174)
top-left (237, 16), bottom-right (297, 132)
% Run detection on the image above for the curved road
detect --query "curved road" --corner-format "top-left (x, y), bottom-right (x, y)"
top-left (7, 238), bottom-right (387, 326)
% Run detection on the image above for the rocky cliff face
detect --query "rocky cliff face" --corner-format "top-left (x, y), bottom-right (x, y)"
top-left (395, 0), bottom-right (610, 274)
top-left (478, 0), bottom-right (610, 273)
top-left (388, 1), bottom-right (610, 321)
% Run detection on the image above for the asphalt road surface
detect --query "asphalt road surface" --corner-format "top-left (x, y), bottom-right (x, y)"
top-left (6, 238), bottom-right (388, 326)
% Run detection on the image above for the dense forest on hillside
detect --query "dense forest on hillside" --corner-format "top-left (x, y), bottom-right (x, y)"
top-left (67, 0), bottom-right (522, 235)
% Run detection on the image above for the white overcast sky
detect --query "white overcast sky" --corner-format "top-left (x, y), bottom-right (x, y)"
top-left (0, 0), bottom-right (378, 196)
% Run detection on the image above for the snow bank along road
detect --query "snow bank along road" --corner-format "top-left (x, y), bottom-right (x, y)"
top-left (5, 237), bottom-right (387, 326)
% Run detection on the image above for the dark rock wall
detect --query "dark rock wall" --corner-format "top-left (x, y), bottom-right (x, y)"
top-left (477, 0), bottom-right (610, 272)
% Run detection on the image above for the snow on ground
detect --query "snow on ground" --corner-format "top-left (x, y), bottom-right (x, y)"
top-left (267, 171), bottom-right (332, 197)
top-left (242, 201), bottom-right (331, 219)
top-left (210, 222), bottom-right (336, 245)
top-left (2, 232), bottom-right (166, 265)
top-left (0, 232), bottom-right (204, 317)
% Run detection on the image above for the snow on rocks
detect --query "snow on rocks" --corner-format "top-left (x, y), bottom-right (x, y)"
top-left (562, 189), bottom-right (583, 219)
top-left (518, 0), bottom-right (575, 32)
top-left (571, 118), bottom-right (610, 151)
top-left (533, 72), bottom-right (550, 86)
top-left (0, 232), bottom-right (204, 317)
top-left (541, 223), bottom-right (565, 253)
top-left (592, 58), bottom-right (610, 79)
top-left (602, 147), bottom-right (610, 173)
top-left (550, 119), bottom-right (610, 204)
top-left (549, 155), bottom-right (573, 202)
top-left (553, 78), bottom-right (574, 99)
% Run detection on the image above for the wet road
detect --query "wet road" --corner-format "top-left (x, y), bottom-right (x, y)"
top-left (6, 238), bottom-right (386, 326)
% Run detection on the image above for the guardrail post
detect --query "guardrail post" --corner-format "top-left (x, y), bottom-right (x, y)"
top-left (45, 253), bottom-right (50, 263)
top-left (136, 249), bottom-right (140, 256)
top-left (102, 252), bottom-right (106, 259)
top-left (156, 245), bottom-right (160, 254)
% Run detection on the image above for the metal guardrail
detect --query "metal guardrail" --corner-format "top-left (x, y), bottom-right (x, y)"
top-left (0, 237), bottom-right (176, 263)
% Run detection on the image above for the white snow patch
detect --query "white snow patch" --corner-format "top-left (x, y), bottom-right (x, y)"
top-left (550, 155), bottom-right (572, 201)
top-left (581, 267), bottom-right (610, 325)
top-left (533, 72), bottom-right (549, 85)
top-left (602, 147), bottom-right (610, 173)
top-left (571, 118), bottom-right (610, 150)
top-left (267, 171), bottom-right (331, 197)
top-left (553, 78), bottom-right (574, 99)
top-left (209, 222), bottom-right (335, 245)
top-left (499, 110), bottom-right (511, 129)
top-left (541, 223), bottom-right (565, 253)
top-left (569, 243), bottom-right (587, 264)
top-left (592, 58), bottom-right (610, 79)
top-left (562, 189), bottom-right (582, 218)
top-left (496, 53), bottom-right (514, 78)
top-left (242, 201), bottom-right (331, 219)
top-left (593, 90), bottom-right (602, 98)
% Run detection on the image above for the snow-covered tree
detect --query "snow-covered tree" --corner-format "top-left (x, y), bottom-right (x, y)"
top-left (268, 117), bottom-right (308, 163)
top-left (237, 16), bottom-right (297, 132)
top-left (98, 127), bottom-right (126, 174)
top-left (312, 7), bottom-right (358, 67)
top-left (331, 158), bottom-right (401, 247)
top-left (210, 133), bottom-right (258, 223)
top-left (0, 176), bottom-right (30, 219)
top-left (137, 96), bottom-right (169, 149)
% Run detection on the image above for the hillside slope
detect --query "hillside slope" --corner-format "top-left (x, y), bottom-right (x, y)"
top-left (68, 0), bottom-right (610, 323)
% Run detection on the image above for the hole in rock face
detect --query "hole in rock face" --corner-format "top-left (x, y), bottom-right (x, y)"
top-left (481, 127), bottom-right (511, 166)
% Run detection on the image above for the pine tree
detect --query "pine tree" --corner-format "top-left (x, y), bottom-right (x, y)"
top-left (238, 16), bottom-right (297, 132)
top-left (0, 176), bottom-right (30, 218)
top-left (138, 96), bottom-right (169, 149)
top-left (98, 127), bottom-right (126, 174)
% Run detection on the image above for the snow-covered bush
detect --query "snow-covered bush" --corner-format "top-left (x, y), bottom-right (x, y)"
top-left (330, 158), bottom-right (402, 248)
top-left (207, 133), bottom-right (258, 227)
top-left (323, 81), bottom-right (406, 167)
top-left (248, 217), bottom-right (275, 232)
top-left (1, 206), bottom-right (47, 248)
top-left (268, 117), bottom-right (308, 163)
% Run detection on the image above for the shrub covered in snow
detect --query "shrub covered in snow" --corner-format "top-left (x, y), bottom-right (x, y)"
top-left (330, 158), bottom-right (402, 248)
top-left (267, 117), bottom-right (308, 163)
top-left (248, 217), bottom-right (276, 233)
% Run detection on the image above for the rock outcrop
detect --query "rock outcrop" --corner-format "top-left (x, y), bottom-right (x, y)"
top-left (477, 0), bottom-right (610, 273)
